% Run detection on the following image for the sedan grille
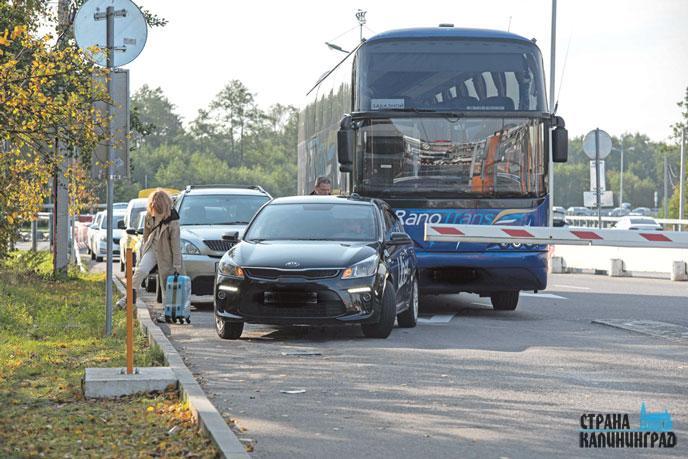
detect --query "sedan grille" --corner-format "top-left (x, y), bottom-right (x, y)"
top-left (204, 240), bottom-right (234, 252)
top-left (244, 268), bottom-right (340, 280)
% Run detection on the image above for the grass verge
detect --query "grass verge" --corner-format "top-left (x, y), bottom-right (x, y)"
top-left (0, 251), bottom-right (218, 458)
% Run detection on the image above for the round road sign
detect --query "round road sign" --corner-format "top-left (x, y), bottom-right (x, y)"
top-left (74, 0), bottom-right (147, 68)
top-left (583, 129), bottom-right (613, 160)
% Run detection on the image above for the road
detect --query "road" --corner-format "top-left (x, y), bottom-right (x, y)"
top-left (99, 257), bottom-right (687, 458)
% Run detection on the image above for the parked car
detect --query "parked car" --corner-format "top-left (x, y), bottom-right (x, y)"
top-left (630, 207), bottom-right (653, 217)
top-left (89, 210), bottom-right (126, 262)
top-left (566, 206), bottom-right (591, 216)
top-left (118, 198), bottom-right (148, 272)
top-left (613, 216), bottom-right (662, 231)
top-left (87, 211), bottom-right (105, 255)
top-left (214, 195), bottom-right (419, 340)
top-left (608, 207), bottom-right (630, 217)
top-left (552, 206), bottom-right (566, 227)
top-left (174, 185), bottom-right (272, 303)
top-left (113, 202), bottom-right (128, 210)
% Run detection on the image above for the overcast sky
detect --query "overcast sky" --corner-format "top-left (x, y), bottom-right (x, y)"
top-left (122, 0), bottom-right (688, 142)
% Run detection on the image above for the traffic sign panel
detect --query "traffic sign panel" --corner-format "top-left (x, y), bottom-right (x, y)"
top-left (583, 129), bottom-right (612, 160)
top-left (74, 0), bottom-right (148, 68)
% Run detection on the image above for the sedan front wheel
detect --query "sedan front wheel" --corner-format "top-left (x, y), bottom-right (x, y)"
top-left (216, 315), bottom-right (244, 340)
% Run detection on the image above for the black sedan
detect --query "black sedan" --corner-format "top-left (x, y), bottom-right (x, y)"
top-left (214, 195), bottom-right (418, 339)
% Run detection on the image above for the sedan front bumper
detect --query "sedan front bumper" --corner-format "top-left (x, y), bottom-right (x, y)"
top-left (214, 273), bottom-right (381, 326)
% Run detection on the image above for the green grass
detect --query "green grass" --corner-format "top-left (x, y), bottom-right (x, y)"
top-left (0, 251), bottom-right (219, 458)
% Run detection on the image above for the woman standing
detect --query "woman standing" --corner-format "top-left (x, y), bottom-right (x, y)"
top-left (117, 189), bottom-right (183, 307)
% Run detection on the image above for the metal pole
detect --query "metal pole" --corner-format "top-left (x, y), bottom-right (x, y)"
top-left (680, 128), bottom-right (685, 226)
top-left (31, 219), bottom-right (37, 251)
top-left (620, 140), bottom-right (624, 206)
top-left (664, 153), bottom-right (669, 218)
top-left (105, 6), bottom-right (114, 336)
top-left (595, 128), bottom-right (602, 228)
top-left (126, 248), bottom-right (134, 374)
top-left (548, 0), bottom-right (557, 226)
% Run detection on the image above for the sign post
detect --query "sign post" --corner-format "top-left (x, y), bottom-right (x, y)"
top-left (583, 128), bottom-right (612, 229)
top-left (74, 0), bottom-right (147, 336)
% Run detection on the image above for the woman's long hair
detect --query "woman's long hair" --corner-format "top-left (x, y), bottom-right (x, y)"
top-left (147, 189), bottom-right (173, 220)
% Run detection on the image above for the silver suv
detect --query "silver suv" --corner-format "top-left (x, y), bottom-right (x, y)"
top-left (174, 185), bottom-right (271, 303)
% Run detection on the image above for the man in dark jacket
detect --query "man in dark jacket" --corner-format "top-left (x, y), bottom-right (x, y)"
top-left (310, 176), bottom-right (332, 195)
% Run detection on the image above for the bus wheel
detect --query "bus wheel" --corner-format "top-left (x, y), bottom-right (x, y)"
top-left (490, 291), bottom-right (519, 311)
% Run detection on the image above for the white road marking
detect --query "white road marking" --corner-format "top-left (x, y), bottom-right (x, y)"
top-left (520, 292), bottom-right (568, 300)
top-left (472, 302), bottom-right (491, 307)
top-left (417, 314), bottom-right (456, 324)
top-left (552, 284), bottom-right (591, 290)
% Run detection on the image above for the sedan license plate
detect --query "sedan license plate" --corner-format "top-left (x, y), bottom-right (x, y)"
top-left (264, 291), bottom-right (318, 305)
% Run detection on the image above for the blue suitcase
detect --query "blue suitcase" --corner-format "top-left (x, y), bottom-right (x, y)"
top-left (164, 273), bottom-right (192, 324)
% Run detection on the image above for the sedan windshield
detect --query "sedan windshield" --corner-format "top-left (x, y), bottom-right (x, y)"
top-left (354, 117), bottom-right (546, 198)
top-left (178, 195), bottom-right (269, 226)
top-left (245, 203), bottom-right (378, 242)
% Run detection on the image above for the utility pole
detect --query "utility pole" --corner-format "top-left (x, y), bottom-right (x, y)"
top-left (548, 0), bottom-right (557, 226)
top-left (53, 0), bottom-right (71, 277)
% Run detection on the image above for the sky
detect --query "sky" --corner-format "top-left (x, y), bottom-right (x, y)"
top-left (120, 0), bottom-right (688, 143)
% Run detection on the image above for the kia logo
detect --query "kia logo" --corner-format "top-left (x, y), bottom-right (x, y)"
top-left (285, 261), bottom-right (300, 268)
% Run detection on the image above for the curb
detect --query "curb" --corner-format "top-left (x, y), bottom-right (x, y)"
top-left (113, 277), bottom-right (249, 459)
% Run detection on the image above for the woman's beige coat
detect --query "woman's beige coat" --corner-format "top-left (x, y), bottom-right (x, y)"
top-left (141, 212), bottom-right (184, 283)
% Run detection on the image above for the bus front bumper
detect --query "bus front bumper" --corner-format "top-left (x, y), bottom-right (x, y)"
top-left (416, 250), bottom-right (548, 295)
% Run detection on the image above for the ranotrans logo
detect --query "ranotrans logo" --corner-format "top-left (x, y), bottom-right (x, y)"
top-left (579, 402), bottom-right (677, 448)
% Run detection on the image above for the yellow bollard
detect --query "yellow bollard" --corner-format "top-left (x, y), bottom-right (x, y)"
top-left (125, 248), bottom-right (134, 374)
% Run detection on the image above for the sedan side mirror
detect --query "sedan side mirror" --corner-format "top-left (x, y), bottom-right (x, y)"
top-left (552, 116), bottom-right (568, 163)
top-left (388, 232), bottom-right (412, 245)
top-left (222, 231), bottom-right (239, 243)
top-left (126, 228), bottom-right (137, 235)
top-left (337, 115), bottom-right (354, 173)
top-left (117, 220), bottom-right (126, 230)
top-left (136, 228), bottom-right (144, 235)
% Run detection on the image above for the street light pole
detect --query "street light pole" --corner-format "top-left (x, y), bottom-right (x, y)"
top-left (680, 127), bottom-right (685, 224)
top-left (548, 0), bottom-right (557, 227)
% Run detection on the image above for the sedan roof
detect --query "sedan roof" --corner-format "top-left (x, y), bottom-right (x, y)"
top-left (270, 195), bottom-right (375, 206)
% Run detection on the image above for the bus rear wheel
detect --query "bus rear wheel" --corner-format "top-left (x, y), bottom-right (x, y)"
top-left (490, 291), bottom-right (519, 311)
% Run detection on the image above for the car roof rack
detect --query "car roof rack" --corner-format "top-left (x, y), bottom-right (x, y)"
top-left (184, 184), bottom-right (269, 194)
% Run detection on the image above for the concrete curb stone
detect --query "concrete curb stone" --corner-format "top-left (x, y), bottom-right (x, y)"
top-left (113, 277), bottom-right (249, 459)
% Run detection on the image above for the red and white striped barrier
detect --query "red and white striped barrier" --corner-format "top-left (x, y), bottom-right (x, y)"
top-left (424, 224), bottom-right (688, 249)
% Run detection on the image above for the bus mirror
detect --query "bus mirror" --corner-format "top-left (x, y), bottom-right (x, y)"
top-left (340, 163), bottom-right (353, 173)
top-left (337, 115), bottom-right (354, 167)
top-left (552, 116), bottom-right (568, 163)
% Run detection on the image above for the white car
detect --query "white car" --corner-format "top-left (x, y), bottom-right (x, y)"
top-left (90, 210), bottom-right (126, 262)
top-left (614, 216), bottom-right (662, 231)
top-left (87, 211), bottom-right (105, 255)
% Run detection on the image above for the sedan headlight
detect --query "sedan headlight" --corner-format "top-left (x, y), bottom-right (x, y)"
top-left (342, 255), bottom-right (378, 279)
top-left (217, 258), bottom-right (244, 279)
top-left (180, 239), bottom-right (201, 255)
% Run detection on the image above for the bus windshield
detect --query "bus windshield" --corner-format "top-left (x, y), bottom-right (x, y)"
top-left (354, 117), bottom-right (546, 198)
top-left (357, 39), bottom-right (546, 112)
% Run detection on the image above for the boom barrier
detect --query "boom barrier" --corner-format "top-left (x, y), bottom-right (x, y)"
top-left (424, 224), bottom-right (688, 249)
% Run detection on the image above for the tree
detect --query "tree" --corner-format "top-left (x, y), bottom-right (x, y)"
top-left (130, 85), bottom-right (184, 149)
top-left (0, 19), bottom-right (107, 257)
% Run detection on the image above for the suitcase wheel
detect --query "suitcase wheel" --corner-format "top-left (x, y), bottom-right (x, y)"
top-left (186, 317), bottom-right (191, 324)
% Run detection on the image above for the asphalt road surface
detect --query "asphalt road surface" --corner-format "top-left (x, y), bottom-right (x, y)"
top-left (113, 263), bottom-right (687, 458)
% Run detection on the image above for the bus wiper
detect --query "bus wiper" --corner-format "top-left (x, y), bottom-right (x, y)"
top-left (384, 108), bottom-right (435, 113)
top-left (219, 221), bottom-right (249, 225)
